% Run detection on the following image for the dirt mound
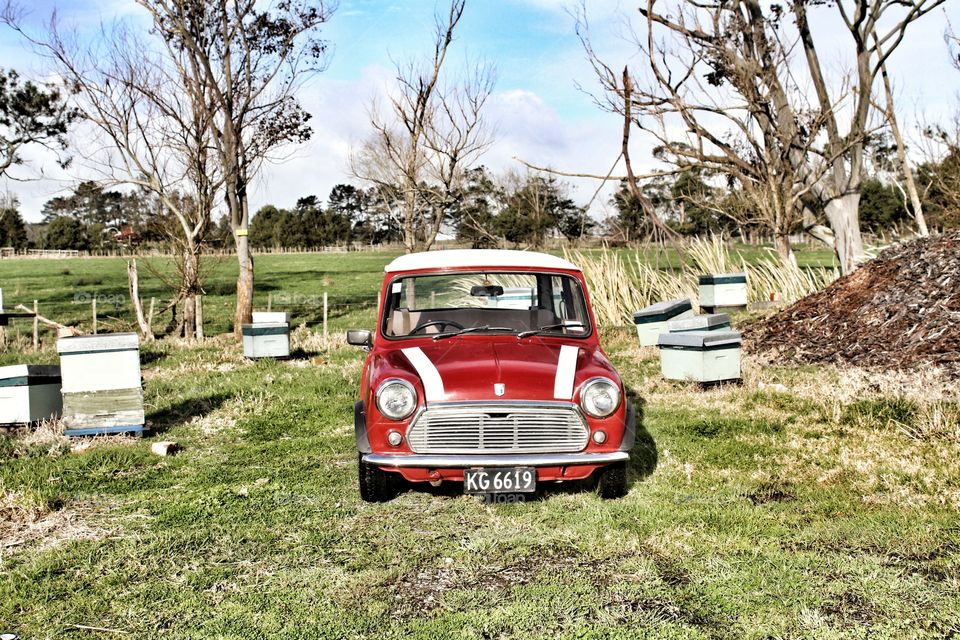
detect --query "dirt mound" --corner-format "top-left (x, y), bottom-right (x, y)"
top-left (748, 231), bottom-right (960, 375)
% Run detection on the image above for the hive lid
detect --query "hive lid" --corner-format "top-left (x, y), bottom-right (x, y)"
top-left (0, 364), bottom-right (61, 382)
top-left (57, 332), bottom-right (140, 354)
top-left (668, 313), bottom-right (731, 331)
top-left (657, 330), bottom-right (742, 349)
top-left (698, 272), bottom-right (747, 285)
top-left (252, 311), bottom-right (289, 323)
top-left (632, 299), bottom-right (693, 324)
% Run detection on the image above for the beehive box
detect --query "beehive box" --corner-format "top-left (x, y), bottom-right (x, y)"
top-left (57, 333), bottom-right (144, 436)
top-left (632, 299), bottom-right (694, 346)
top-left (252, 311), bottom-right (289, 324)
top-left (0, 365), bottom-right (63, 425)
top-left (243, 321), bottom-right (291, 358)
top-left (657, 330), bottom-right (742, 383)
top-left (698, 273), bottom-right (748, 312)
top-left (667, 313), bottom-right (731, 333)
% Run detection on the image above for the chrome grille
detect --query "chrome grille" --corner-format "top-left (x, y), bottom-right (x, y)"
top-left (406, 403), bottom-right (589, 454)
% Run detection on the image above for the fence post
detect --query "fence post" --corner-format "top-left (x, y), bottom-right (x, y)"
top-left (267, 292), bottom-right (272, 312)
top-left (33, 300), bottom-right (39, 350)
top-left (92, 297), bottom-right (98, 335)
top-left (148, 297), bottom-right (156, 329)
top-left (323, 292), bottom-right (328, 343)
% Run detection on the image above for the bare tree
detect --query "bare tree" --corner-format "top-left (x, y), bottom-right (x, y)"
top-left (791, 0), bottom-right (943, 271)
top-left (579, 2), bottom-right (827, 266)
top-left (140, 0), bottom-right (334, 337)
top-left (580, 0), bottom-right (942, 273)
top-left (1, 11), bottom-right (221, 339)
top-left (351, 0), bottom-right (495, 253)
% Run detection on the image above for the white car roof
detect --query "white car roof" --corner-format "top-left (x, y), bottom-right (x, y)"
top-left (384, 249), bottom-right (581, 273)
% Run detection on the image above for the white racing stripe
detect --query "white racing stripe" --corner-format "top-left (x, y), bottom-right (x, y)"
top-left (553, 345), bottom-right (579, 400)
top-left (402, 347), bottom-right (446, 402)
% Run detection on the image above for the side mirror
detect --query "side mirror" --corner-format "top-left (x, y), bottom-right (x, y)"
top-left (346, 329), bottom-right (372, 349)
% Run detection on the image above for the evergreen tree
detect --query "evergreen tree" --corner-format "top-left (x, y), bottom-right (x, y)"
top-left (0, 204), bottom-right (27, 249)
top-left (44, 216), bottom-right (88, 250)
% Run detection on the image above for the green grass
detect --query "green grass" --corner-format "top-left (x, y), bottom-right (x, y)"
top-left (0, 243), bottom-right (833, 343)
top-left (1, 249), bottom-right (958, 639)
top-left (0, 251), bottom-right (401, 340)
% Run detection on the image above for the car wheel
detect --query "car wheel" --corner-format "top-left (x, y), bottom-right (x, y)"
top-left (596, 462), bottom-right (628, 499)
top-left (358, 455), bottom-right (398, 503)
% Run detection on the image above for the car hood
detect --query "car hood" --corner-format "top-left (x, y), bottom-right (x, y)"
top-left (379, 337), bottom-right (619, 404)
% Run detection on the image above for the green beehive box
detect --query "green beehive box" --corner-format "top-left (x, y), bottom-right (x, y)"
top-left (632, 299), bottom-right (694, 346)
top-left (657, 330), bottom-right (742, 383)
top-left (698, 273), bottom-right (747, 313)
top-left (0, 364), bottom-right (62, 425)
top-left (667, 313), bottom-right (731, 333)
top-left (242, 322), bottom-right (290, 358)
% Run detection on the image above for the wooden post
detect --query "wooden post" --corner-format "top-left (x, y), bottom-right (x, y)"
top-left (196, 295), bottom-right (204, 340)
top-left (267, 292), bottom-right (272, 312)
top-left (148, 297), bottom-right (156, 328)
top-left (127, 259), bottom-right (154, 341)
top-left (92, 297), bottom-right (97, 335)
top-left (33, 300), bottom-right (39, 350)
top-left (431, 291), bottom-right (436, 308)
top-left (323, 292), bottom-right (328, 342)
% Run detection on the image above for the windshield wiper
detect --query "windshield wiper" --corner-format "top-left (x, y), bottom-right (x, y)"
top-left (432, 326), bottom-right (514, 341)
top-left (517, 322), bottom-right (586, 339)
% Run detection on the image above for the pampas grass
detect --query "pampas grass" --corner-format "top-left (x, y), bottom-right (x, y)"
top-left (566, 237), bottom-right (838, 326)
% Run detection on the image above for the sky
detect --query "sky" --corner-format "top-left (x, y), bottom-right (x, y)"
top-left (0, 0), bottom-right (958, 224)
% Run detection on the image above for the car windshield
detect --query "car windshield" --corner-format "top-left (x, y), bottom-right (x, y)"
top-left (381, 271), bottom-right (591, 339)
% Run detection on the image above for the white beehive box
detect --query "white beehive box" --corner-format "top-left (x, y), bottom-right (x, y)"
top-left (657, 330), bottom-right (742, 383)
top-left (243, 322), bottom-right (290, 359)
top-left (698, 273), bottom-right (748, 312)
top-left (667, 313), bottom-right (732, 333)
top-left (632, 299), bottom-right (694, 346)
top-left (0, 365), bottom-right (63, 425)
top-left (252, 311), bottom-right (290, 323)
top-left (57, 333), bottom-right (144, 436)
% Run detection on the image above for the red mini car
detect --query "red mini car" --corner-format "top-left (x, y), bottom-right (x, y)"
top-left (347, 250), bottom-right (635, 501)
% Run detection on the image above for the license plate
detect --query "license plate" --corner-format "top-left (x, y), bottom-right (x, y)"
top-left (463, 467), bottom-right (536, 494)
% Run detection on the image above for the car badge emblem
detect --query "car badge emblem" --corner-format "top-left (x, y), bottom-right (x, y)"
top-left (494, 383), bottom-right (505, 397)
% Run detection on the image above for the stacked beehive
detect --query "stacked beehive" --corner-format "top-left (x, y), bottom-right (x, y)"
top-left (57, 333), bottom-right (144, 436)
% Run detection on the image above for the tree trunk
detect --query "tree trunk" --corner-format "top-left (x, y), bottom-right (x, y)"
top-left (234, 234), bottom-right (254, 337)
top-left (180, 245), bottom-right (203, 340)
top-left (774, 233), bottom-right (797, 267)
top-left (825, 193), bottom-right (865, 274)
top-left (878, 48), bottom-right (929, 238)
top-left (183, 294), bottom-right (196, 340)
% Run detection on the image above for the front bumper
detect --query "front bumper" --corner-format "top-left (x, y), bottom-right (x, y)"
top-left (362, 451), bottom-right (629, 468)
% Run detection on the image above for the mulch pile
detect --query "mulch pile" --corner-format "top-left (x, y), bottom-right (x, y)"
top-left (747, 231), bottom-right (960, 376)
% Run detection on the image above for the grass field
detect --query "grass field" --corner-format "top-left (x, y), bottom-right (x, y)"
top-left (0, 242), bottom-right (833, 340)
top-left (1, 248), bottom-right (958, 639)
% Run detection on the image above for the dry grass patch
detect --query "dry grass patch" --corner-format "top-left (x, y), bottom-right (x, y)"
top-left (0, 491), bottom-right (110, 559)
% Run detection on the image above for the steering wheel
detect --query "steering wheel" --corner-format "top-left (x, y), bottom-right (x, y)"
top-left (409, 320), bottom-right (465, 335)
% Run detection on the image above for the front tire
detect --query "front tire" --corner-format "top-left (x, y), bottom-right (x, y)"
top-left (358, 455), bottom-right (398, 502)
top-left (596, 462), bottom-right (628, 499)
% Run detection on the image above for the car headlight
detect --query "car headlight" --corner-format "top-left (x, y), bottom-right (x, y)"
top-left (376, 379), bottom-right (417, 420)
top-left (580, 378), bottom-right (621, 418)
